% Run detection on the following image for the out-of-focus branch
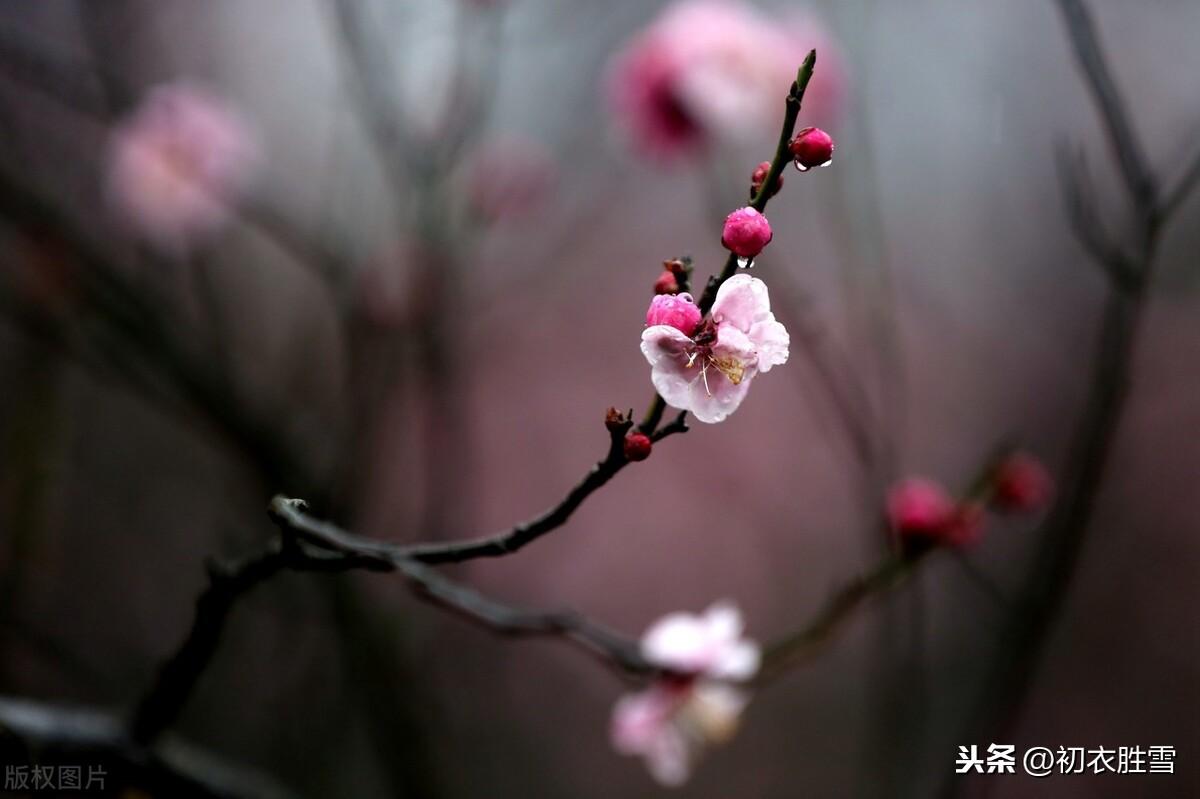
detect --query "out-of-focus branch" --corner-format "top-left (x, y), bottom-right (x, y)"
top-left (0, 697), bottom-right (295, 799)
top-left (131, 495), bottom-right (655, 746)
top-left (0, 168), bottom-right (315, 496)
top-left (944, 3), bottom-right (1200, 794)
top-left (757, 444), bottom-right (1013, 685)
top-left (0, 30), bottom-right (350, 295)
top-left (1054, 0), bottom-right (1157, 212)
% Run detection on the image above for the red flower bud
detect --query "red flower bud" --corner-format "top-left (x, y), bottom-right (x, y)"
top-left (991, 452), bottom-right (1053, 513)
top-left (750, 161), bottom-right (783, 198)
top-left (653, 270), bottom-right (679, 295)
top-left (789, 127), bottom-right (834, 171)
top-left (623, 432), bottom-right (653, 462)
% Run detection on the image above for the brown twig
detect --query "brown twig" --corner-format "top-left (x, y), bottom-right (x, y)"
top-left (130, 496), bottom-right (654, 746)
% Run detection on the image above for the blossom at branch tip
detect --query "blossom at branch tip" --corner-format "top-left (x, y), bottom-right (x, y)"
top-left (106, 82), bottom-right (259, 253)
top-left (721, 206), bottom-right (772, 259)
top-left (605, 1), bottom-right (844, 161)
top-left (611, 603), bottom-right (760, 786)
top-left (641, 274), bottom-right (789, 423)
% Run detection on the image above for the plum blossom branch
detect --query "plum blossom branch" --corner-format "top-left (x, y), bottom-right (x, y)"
top-left (757, 444), bottom-right (1018, 684)
top-left (131, 495), bottom-right (655, 746)
top-left (695, 49), bottom-right (815, 317)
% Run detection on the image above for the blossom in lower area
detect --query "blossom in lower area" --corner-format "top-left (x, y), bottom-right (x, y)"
top-left (611, 603), bottom-right (760, 786)
top-left (106, 82), bottom-right (259, 252)
top-left (605, 0), bottom-right (843, 161)
top-left (641, 274), bottom-right (789, 423)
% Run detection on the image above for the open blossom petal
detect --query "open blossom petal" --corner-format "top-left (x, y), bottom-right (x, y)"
top-left (641, 325), bottom-right (701, 411)
top-left (611, 680), bottom-right (750, 786)
top-left (640, 602), bottom-right (760, 678)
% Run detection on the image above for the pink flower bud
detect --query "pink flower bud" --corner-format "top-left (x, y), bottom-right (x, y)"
top-left (750, 161), bottom-right (782, 199)
top-left (887, 478), bottom-right (956, 542)
top-left (645, 292), bottom-right (701, 337)
top-left (788, 126), bottom-right (834, 171)
top-left (653, 270), bottom-right (680, 295)
top-left (721, 207), bottom-right (772, 259)
top-left (991, 452), bottom-right (1053, 513)
top-left (623, 432), bottom-right (653, 462)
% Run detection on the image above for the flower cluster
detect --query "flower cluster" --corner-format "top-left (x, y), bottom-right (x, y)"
top-left (611, 603), bottom-right (760, 786)
top-left (106, 82), bottom-right (259, 253)
top-left (641, 274), bottom-right (789, 423)
top-left (887, 452), bottom-right (1053, 552)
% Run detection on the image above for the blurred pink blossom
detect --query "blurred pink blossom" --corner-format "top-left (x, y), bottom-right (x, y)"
top-left (641, 274), bottom-right (789, 423)
top-left (611, 603), bottom-right (759, 786)
top-left (887, 477), bottom-right (985, 548)
top-left (990, 452), bottom-right (1054, 513)
top-left (463, 135), bottom-right (557, 224)
top-left (106, 82), bottom-right (259, 252)
top-left (606, 0), bottom-right (843, 160)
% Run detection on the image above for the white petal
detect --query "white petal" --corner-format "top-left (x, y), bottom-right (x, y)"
top-left (749, 316), bottom-right (789, 373)
top-left (711, 273), bottom-right (772, 332)
top-left (713, 642), bottom-right (761, 681)
top-left (641, 613), bottom-right (709, 669)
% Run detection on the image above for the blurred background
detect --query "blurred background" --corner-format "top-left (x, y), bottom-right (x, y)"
top-left (0, 1), bottom-right (1197, 797)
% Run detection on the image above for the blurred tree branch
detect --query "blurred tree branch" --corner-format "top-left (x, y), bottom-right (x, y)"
top-left (131, 495), bottom-right (657, 747)
top-left (944, 2), bottom-right (1200, 794)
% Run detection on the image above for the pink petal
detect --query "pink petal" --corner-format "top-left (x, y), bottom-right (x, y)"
top-left (686, 369), bottom-right (753, 424)
top-left (711, 273), bottom-right (771, 332)
top-left (748, 317), bottom-right (789, 372)
top-left (640, 325), bottom-right (699, 412)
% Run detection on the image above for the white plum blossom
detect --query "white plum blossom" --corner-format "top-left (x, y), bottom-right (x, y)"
top-left (611, 602), bottom-right (760, 786)
top-left (640, 273), bottom-right (789, 423)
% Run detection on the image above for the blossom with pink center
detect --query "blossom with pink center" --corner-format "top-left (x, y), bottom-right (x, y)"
top-left (641, 274), bottom-right (788, 423)
top-left (990, 452), bottom-right (1053, 513)
top-left (611, 603), bottom-right (759, 786)
top-left (645, 292), bottom-right (702, 336)
top-left (463, 135), bottom-right (557, 224)
top-left (606, 1), bottom-right (843, 160)
top-left (106, 82), bottom-right (259, 252)
top-left (721, 206), bottom-right (772, 259)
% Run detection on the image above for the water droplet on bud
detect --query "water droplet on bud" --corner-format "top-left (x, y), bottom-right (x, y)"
top-left (736, 256), bottom-right (753, 269)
